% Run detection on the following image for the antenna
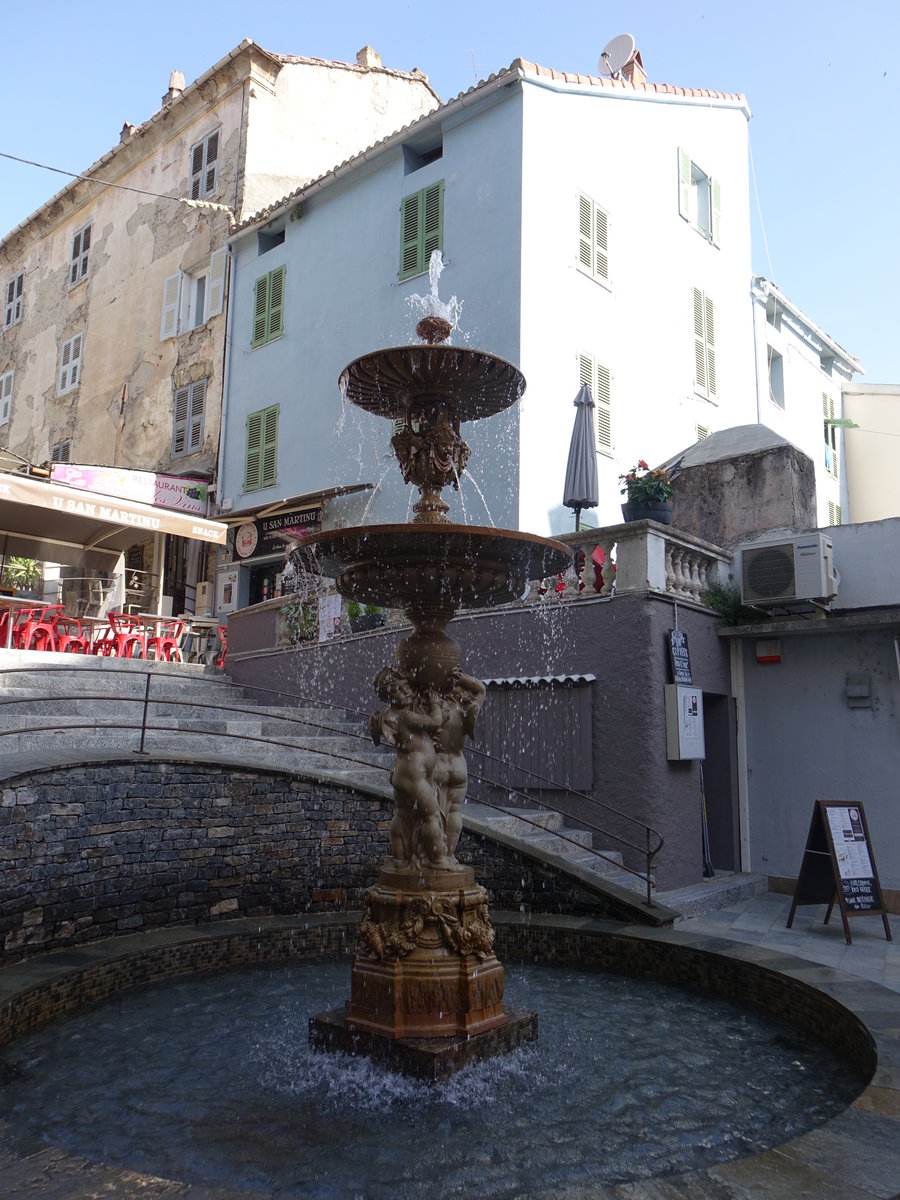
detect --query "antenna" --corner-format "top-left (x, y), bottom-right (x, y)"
top-left (598, 32), bottom-right (636, 79)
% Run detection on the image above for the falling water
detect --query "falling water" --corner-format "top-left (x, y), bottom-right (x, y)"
top-left (406, 250), bottom-right (463, 334)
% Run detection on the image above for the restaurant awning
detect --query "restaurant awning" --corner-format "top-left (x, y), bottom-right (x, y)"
top-left (0, 471), bottom-right (228, 570)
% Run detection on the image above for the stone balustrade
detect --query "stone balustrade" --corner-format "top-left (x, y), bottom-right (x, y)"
top-left (534, 521), bottom-right (732, 606)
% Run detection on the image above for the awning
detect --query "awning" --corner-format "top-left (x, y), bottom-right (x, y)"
top-left (0, 472), bottom-right (228, 570)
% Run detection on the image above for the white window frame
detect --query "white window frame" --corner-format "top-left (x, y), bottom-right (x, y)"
top-left (767, 346), bottom-right (785, 409)
top-left (692, 288), bottom-right (717, 401)
top-left (172, 378), bottom-right (206, 456)
top-left (190, 128), bottom-right (220, 201)
top-left (4, 273), bottom-right (23, 328)
top-left (0, 370), bottom-right (12, 425)
top-left (577, 192), bottom-right (610, 286)
top-left (58, 333), bottom-right (84, 396)
top-left (160, 248), bottom-right (228, 340)
top-left (578, 352), bottom-right (612, 456)
top-left (678, 149), bottom-right (720, 246)
top-left (69, 222), bottom-right (92, 287)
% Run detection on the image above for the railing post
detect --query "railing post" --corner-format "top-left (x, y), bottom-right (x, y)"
top-left (135, 671), bottom-right (152, 756)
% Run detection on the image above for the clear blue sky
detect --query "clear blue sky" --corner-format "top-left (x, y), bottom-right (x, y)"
top-left (3, 0), bottom-right (898, 381)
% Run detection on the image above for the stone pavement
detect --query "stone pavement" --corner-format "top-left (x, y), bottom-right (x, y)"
top-left (677, 889), bottom-right (900, 994)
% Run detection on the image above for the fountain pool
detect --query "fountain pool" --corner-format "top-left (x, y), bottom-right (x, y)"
top-left (0, 956), bottom-right (864, 1197)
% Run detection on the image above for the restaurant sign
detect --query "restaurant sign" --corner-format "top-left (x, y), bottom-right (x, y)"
top-left (51, 464), bottom-right (208, 516)
top-left (234, 507), bottom-right (321, 560)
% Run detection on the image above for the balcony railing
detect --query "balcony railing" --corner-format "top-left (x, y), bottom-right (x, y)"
top-left (535, 520), bottom-right (732, 605)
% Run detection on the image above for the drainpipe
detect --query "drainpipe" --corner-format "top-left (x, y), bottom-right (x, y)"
top-left (215, 239), bottom-right (237, 514)
top-left (730, 638), bottom-right (752, 872)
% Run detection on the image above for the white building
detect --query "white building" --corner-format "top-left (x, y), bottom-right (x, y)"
top-left (841, 382), bottom-right (900, 522)
top-left (750, 278), bottom-right (861, 529)
top-left (217, 52), bottom-right (760, 602)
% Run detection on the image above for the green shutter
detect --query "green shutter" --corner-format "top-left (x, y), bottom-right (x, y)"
top-left (400, 184), bottom-right (443, 280)
top-left (261, 405), bottom-right (279, 487)
top-left (678, 148), bottom-right (692, 220)
top-left (267, 266), bottom-right (285, 341)
top-left (710, 178), bottom-right (722, 246)
top-left (422, 181), bottom-right (443, 262)
top-left (245, 409), bottom-right (263, 489)
top-left (400, 193), bottom-right (421, 279)
top-left (252, 275), bottom-right (269, 347)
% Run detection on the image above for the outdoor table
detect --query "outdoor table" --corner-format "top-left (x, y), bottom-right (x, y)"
top-left (181, 618), bottom-right (220, 665)
top-left (0, 596), bottom-right (51, 650)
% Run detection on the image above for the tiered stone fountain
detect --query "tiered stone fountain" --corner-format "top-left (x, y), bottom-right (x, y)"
top-left (307, 265), bottom-right (571, 1080)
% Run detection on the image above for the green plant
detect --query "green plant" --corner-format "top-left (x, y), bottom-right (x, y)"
top-left (701, 576), bottom-right (761, 626)
top-left (619, 460), bottom-right (673, 504)
top-left (346, 599), bottom-right (362, 619)
top-left (364, 604), bottom-right (383, 616)
top-left (281, 599), bottom-right (318, 644)
top-left (0, 557), bottom-right (41, 590)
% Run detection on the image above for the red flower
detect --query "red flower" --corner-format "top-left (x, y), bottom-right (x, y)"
top-left (638, 459), bottom-right (649, 470)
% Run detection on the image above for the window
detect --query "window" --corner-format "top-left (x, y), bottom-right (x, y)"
top-left (692, 288), bottom-right (717, 400)
top-left (0, 370), bottom-right (12, 425)
top-left (696, 423), bottom-right (710, 441)
top-left (767, 347), bottom-right (784, 408)
top-left (4, 273), bottom-right (23, 328)
top-left (58, 333), bottom-right (84, 395)
top-left (173, 378), bottom-right (206, 456)
top-left (160, 248), bottom-right (228, 340)
top-left (678, 149), bottom-right (720, 245)
top-left (402, 137), bottom-right (443, 174)
top-left (251, 265), bottom-right (286, 348)
top-left (577, 193), bottom-right (610, 285)
top-left (827, 500), bottom-right (842, 526)
top-left (257, 229), bottom-right (285, 255)
top-left (69, 223), bottom-right (92, 286)
top-left (823, 394), bottom-right (839, 480)
top-left (244, 405), bottom-right (279, 491)
top-left (400, 182), bottom-right (443, 280)
top-left (51, 440), bottom-right (72, 463)
top-left (578, 353), bottom-right (612, 454)
top-left (190, 129), bottom-right (220, 200)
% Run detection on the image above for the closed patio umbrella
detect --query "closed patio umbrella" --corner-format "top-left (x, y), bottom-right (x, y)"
top-left (562, 384), bottom-right (599, 531)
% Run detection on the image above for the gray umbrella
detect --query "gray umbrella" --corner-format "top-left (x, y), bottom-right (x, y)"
top-left (562, 384), bottom-right (599, 530)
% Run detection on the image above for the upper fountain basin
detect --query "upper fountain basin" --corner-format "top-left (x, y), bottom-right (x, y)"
top-left (307, 524), bottom-right (572, 610)
top-left (340, 346), bottom-right (525, 422)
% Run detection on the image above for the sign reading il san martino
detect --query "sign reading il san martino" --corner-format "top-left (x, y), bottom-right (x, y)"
top-left (50, 464), bottom-right (208, 517)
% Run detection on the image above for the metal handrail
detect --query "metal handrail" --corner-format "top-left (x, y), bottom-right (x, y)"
top-left (0, 665), bottom-right (662, 905)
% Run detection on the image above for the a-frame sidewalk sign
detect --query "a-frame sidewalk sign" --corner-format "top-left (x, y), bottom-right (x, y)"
top-left (787, 800), bottom-right (892, 946)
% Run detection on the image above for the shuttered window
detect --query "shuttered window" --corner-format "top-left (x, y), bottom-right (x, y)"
top-left (190, 128), bottom-right (220, 201)
top-left (251, 266), bottom-right (286, 348)
top-left (678, 149), bottom-right (720, 246)
top-left (827, 500), bottom-right (842, 526)
top-left (51, 440), bottom-right (72, 463)
top-left (0, 371), bottom-right (12, 425)
top-left (4, 273), bottom-right (23, 328)
top-left (692, 288), bottom-right (717, 400)
top-left (578, 352), bottom-right (612, 455)
top-left (69, 223), bottom-right (92, 287)
top-left (577, 193), bottom-right (610, 284)
top-left (58, 333), bottom-right (84, 395)
top-left (399, 181), bottom-right (443, 280)
top-left (244, 405), bottom-right (279, 491)
top-left (172, 379), bottom-right (206, 456)
top-left (823, 394), bottom-right (839, 480)
top-left (160, 248), bottom-right (229, 340)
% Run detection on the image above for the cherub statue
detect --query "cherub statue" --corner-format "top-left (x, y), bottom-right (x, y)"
top-left (433, 668), bottom-right (486, 861)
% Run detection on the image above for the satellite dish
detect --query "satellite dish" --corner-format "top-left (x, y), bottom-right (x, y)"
top-left (598, 32), bottom-right (636, 78)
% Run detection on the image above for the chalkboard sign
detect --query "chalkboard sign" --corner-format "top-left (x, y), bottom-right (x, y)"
top-left (787, 801), bottom-right (892, 944)
top-left (668, 630), bottom-right (693, 685)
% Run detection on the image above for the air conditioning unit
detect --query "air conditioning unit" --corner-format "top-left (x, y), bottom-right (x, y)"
top-left (739, 533), bottom-right (839, 607)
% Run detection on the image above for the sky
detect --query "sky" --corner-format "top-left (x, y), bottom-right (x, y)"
top-left (3, 0), bottom-right (899, 382)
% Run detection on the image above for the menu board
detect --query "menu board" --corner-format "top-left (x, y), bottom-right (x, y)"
top-left (787, 801), bottom-right (892, 944)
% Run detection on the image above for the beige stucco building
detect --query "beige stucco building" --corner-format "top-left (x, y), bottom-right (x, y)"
top-left (0, 40), bottom-right (438, 611)
top-left (842, 382), bottom-right (900, 522)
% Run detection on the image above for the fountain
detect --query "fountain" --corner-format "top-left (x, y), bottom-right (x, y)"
top-left (307, 255), bottom-right (572, 1078)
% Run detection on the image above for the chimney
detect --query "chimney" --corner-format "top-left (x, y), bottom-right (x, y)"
top-left (120, 122), bottom-right (137, 143)
top-left (356, 46), bottom-right (382, 70)
top-left (621, 49), bottom-right (646, 86)
top-left (162, 69), bottom-right (185, 106)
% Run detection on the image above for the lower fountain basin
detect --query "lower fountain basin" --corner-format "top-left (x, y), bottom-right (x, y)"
top-left (0, 916), bottom-right (877, 1200)
top-left (307, 523), bottom-right (572, 609)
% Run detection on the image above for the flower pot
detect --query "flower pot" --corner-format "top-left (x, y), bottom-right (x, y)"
top-left (621, 500), bottom-right (674, 525)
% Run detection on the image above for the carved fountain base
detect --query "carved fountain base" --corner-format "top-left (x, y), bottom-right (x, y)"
top-left (309, 864), bottom-right (538, 1081)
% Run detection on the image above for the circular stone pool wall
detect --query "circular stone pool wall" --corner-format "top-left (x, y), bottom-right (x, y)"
top-left (0, 913), bottom-right (891, 1200)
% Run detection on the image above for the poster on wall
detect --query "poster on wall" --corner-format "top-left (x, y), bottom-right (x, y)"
top-left (787, 800), bottom-right (892, 944)
top-left (217, 567), bottom-right (240, 615)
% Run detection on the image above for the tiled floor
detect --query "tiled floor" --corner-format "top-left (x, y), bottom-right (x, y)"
top-left (678, 890), bottom-right (899, 993)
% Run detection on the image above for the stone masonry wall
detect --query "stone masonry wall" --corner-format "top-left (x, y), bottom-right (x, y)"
top-left (0, 761), bottom-right (639, 962)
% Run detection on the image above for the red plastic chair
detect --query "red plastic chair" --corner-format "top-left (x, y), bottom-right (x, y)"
top-left (11, 606), bottom-right (59, 652)
top-left (103, 612), bottom-right (148, 658)
top-left (215, 624), bottom-right (227, 670)
top-left (147, 619), bottom-right (186, 662)
top-left (54, 614), bottom-right (89, 654)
